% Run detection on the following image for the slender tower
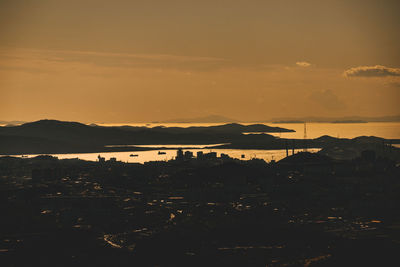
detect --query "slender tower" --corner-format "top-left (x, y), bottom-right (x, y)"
top-left (303, 122), bottom-right (307, 152)
top-left (292, 140), bottom-right (295, 155)
top-left (285, 140), bottom-right (289, 157)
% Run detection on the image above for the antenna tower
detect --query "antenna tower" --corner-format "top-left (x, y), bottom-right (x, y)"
top-left (303, 122), bottom-right (307, 152)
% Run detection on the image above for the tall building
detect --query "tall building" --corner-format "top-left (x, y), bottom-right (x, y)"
top-left (176, 148), bottom-right (184, 161)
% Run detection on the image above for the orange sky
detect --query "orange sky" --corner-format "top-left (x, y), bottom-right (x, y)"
top-left (1, 0), bottom-right (399, 122)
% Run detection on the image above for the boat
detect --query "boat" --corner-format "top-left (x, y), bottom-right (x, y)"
top-left (158, 151), bottom-right (166, 155)
top-left (130, 154), bottom-right (138, 157)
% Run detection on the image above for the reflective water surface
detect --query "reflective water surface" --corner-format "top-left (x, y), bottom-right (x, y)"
top-left (105, 144), bottom-right (228, 148)
top-left (12, 148), bottom-right (320, 164)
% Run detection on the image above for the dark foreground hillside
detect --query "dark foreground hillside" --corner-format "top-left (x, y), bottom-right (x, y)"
top-left (0, 154), bottom-right (399, 266)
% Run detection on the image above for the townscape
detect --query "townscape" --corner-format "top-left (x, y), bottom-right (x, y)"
top-left (1, 147), bottom-right (399, 266)
top-left (1, 1), bottom-right (400, 266)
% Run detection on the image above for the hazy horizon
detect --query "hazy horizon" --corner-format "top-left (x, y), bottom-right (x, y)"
top-left (1, 0), bottom-right (399, 122)
top-left (2, 114), bottom-right (400, 126)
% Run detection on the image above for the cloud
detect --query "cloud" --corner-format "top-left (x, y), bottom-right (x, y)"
top-left (0, 48), bottom-right (228, 73)
top-left (309, 90), bottom-right (346, 110)
top-left (344, 65), bottom-right (400, 77)
top-left (296, 61), bottom-right (311, 67)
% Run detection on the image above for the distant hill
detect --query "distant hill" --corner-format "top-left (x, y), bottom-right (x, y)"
top-left (332, 120), bottom-right (367, 123)
top-left (162, 115), bottom-right (239, 123)
top-left (269, 115), bottom-right (400, 123)
top-left (0, 119), bottom-right (294, 154)
top-left (147, 123), bottom-right (294, 134)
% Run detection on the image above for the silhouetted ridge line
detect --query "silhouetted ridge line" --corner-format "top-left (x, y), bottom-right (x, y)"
top-left (278, 152), bottom-right (332, 164)
top-left (20, 119), bottom-right (88, 128)
top-left (0, 119), bottom-right (294, 154)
